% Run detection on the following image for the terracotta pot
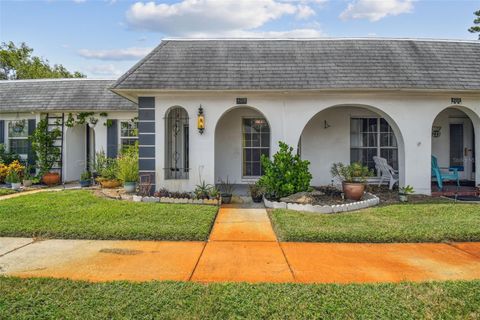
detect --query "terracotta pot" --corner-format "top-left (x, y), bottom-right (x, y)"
top-left (342, 182), bottom-right (365, 201)
top-left (42, 172), bottom-right (60, 186)
top-left (99, 179), bottom-right (122, 189)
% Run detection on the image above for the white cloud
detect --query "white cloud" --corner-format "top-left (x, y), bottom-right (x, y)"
top-left (72, 0), bottom-right (86, 3)
top-left (187, 28), bottom-right (325, 38)
top-left (126, 0), bottom-right (318, 36)
top-left (86, 64), bottom-right (124, 77)
top-left (78, 47), bottom-right (153, 60)
top-left (340, 0), bottom-right (413, 22)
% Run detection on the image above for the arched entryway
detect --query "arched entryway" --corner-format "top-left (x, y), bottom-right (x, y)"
top-left (431, 106), bottom-right (479, 194)
top-left (298, 104), bottom-right (405, 188)
top-left (214, 106), bottom-right (271, 193)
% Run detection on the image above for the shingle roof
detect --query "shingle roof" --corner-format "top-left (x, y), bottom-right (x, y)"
top-left (112, 39), bottom-right (480, 91)
top-left (0, 79), bottom-right (136, 112)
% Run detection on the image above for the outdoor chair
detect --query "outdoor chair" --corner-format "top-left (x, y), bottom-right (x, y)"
top-left (431, 155), bottom-right (460, 190)
top-left (373, 156), bottom-right (399, 190)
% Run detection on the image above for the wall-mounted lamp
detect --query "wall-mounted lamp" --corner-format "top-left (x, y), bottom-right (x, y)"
top-left (324, 120), bottom-right (331, 129)
top-left (432, 126), bottom-right (441, 138)
top-left (197, 105), bottom-right (205, 134)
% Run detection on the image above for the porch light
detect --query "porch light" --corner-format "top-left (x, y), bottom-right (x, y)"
top-left (197, 105), bottom-right (205, 134)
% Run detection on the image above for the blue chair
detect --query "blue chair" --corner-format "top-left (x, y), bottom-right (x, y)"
top-left (431, 156), bottom-right (460, 190)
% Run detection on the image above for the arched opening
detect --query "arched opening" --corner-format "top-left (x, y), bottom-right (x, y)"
top-left (214, 106), bottom-right (271, 193)
top-left (298, 104), bottom-right (405, 188)
top-left (165, 106), bottom-right (189, 180)
top-left (431, 106), bottom-right (478, 194)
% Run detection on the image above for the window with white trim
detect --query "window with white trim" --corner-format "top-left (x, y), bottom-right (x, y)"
top-left (8, 120), bottom-right (29, 159)
top-left (350, 118), bottom-right (398, 171)
top-left (120, 120), bottom-right (138, 150)
top-left (242, 118), bottom-right (270, 177)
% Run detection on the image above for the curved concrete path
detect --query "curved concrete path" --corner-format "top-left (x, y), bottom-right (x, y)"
top-left (1, 205), bottom-right (480, 283)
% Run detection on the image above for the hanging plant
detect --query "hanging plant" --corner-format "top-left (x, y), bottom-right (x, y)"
top-left (11, 120), bottom-right (26, 133)
top-left (76, 112), bottom-right (94, 125)
top-left (104, 119), bottom-right (114, 128)
top-left (99, 112), bottom-right (108, 117)
top-left (89, 116), bottom-right (98, 126)
top-left (65, 113), bottom-right (75, 127)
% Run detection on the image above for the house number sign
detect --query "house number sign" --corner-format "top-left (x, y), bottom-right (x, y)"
top-left (236, 97), bottom-right (248, 105)
top-left (451, 97), bottom-right (462, 105)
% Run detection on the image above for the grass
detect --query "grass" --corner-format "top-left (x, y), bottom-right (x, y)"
top-left (270, 203), bottom-right (480, 242)
top-left (0, 190), bottom-right (218, 241)
top-left (0, 277), bottom-right (479, 319)
top-left (0, 188), bottom-right (16, 196)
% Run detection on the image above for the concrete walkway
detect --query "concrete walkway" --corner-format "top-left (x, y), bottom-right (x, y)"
top-left (1, 205), bottom-right (480, 283)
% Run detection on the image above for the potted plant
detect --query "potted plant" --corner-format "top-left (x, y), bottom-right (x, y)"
top-left (93, 151), bottom-right (121, 188)
top-left (117, 145), bottom-right (139, 193)
top-left (330, 162), bottom-right (373, 201)
top-left (23, 166), bottom-right (33, 187)
top-left (217, 177), bottom-right (235, 204)
top-left (30, 119), bottom-right (62, 186)
top-left (194, 179), bottom-right (212, 200)
top-left (6, 170), bottom-right (21, 190)
top-left (249, 182), bottom-right (265, 203)
top-left (399, 185), bottom-right (414, 202)
top-left (80, 171), bottom-right (92, 188)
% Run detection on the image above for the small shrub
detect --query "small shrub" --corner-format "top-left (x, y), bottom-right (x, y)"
top-left (330, 162), bottom-right (373, 183)
top-left (259, 141), bottom-right (312, 200)
top-left (80, 171), bottom-right (91, 181)
top-left (0, 144), bottom-right (20, 165)
top-left (248, 181), bottom-right (265, 198)
top-left (117, 144), bottom-right (139, 183)
top-left (93, 150), bottom-right (118, 180)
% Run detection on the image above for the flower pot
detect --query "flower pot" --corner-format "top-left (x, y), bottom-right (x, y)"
top-left (221, 193), bottom-right (232, 204)
top-left (11, 182), bottom-right (21, 190)
top-left (98, 179), bottom-right (122, 189)
top-left (399, 194), bottom-right (408, 202)
top-left (251, 195), bottom-right (263, 203)
top-left (342, 182), bottom-right (365, 201)
top-left (42, 172), bottom-right (60, 186)
top-left (80, 180), bottom-right (92, 188)
top-left (124, 181), bottom-right (137, 193)
top-left (23, 180), bottom-right (33, 187)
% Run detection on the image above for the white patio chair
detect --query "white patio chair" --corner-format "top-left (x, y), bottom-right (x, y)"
top-left (373, 156), bottom-right (399, 190)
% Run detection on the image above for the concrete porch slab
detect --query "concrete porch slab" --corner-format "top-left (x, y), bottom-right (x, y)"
top-left (281, 242), bottom-right (480, 284)
top-left (0, 237), bottom-right (34, 256)
top-left (0, 239), bottom-right (205, 282)
top-left (191, 241), bottom-right (294, 283)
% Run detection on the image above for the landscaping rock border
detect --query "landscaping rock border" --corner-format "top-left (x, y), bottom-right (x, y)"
top-left (263, 192), bottom-right (380, 213)
top-left (132, 195), bottom-right (220, 206)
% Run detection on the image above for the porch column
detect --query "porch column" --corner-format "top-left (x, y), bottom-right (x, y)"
top-left (401, 121), bottom-right (432, 195)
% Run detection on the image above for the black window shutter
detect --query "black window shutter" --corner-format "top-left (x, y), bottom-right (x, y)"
top-left (0, 120), bottom-right (4, 145)
top-left (27, 119), bottom-right (36, 167)
top-left (107, 120), bottom-right (118, 158)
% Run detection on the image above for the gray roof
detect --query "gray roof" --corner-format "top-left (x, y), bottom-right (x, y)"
top-left (112, 39), bottom-right (480, 91)
top-left (0, 79), bottom-right (136, 112)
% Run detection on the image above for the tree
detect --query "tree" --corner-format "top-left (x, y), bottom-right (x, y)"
top-left (468, 10), bottom-right (480, 40)
top-left (0, 41), bottom-right (85, 80)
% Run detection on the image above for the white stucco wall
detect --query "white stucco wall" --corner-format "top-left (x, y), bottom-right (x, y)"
top-left (149, 90), bottom-right (480, 195)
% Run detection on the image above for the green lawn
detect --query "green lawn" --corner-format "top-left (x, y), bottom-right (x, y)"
top-left (0, 277), bottom-right (479, 319)
top-left (270, 203), bottom-right (480, 242)
top-left (0, 188), bottom-right (16, 196)
top-left (0, 190), bottom-right (217, 241)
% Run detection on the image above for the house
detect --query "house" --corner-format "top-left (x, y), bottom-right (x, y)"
top-left (111, 38), bottom-right (480, 195)
top-left (0, 79), bottom-right (137, 181)
top-left (1, 38), bottom-right (479, 196)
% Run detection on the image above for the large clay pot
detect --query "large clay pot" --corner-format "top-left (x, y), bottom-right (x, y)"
top-left (42, 172), bottom-right (60, 186)
top-left (99, 179), bottom-right (122, 189)
top-left (342, 182), bottom-right (365, 201)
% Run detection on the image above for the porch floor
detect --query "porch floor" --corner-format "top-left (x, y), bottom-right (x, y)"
top-left (431, 182), bottom-right (479, 197)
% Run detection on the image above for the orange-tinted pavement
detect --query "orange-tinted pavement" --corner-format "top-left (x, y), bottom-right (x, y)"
top-left (1, 206), bottom-right (480, 284)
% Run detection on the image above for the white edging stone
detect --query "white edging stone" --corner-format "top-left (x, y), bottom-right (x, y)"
top-left (264, 192), bottom-right (379, 214)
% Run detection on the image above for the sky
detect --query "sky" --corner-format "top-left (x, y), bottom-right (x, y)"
top-left (0, 0), bottom-right (479, 78)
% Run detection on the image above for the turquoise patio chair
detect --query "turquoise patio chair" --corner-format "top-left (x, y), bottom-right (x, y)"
top-left (431, 155), bottom-right (460, 190)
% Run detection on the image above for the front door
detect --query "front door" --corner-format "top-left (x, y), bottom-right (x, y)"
top-left (449, 123), bottom-right (474, 180)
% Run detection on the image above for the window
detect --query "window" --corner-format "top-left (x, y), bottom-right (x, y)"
top-left (350, 118), bottom-right (398, 171)
top-left (242, 118), bottom-right (270, 177)
top-left (120, 121), bottom-right (138, 150)
top-left (165, 107), bottom-right (189, 179)
top-left (8, 120), bottom-right (29, 159)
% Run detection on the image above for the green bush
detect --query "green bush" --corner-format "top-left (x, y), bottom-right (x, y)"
top-left (116, 144), bottom-right (139, 183)
top-left (93, 150), bottom-right (118, 180)
top-left (259, 141), bottom-right (312, 200)
top-left (0, 144), bottom-right (20, 165)
top-left (29, 119), bottom-right (61, 175)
